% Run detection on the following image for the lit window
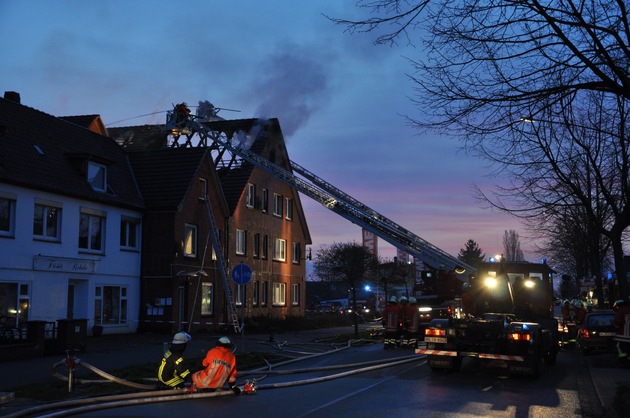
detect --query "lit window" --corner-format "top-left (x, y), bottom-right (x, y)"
top-left (79, 209), bottom-right (105, 253)
top-left (183, 224), bottom-right (197, 257)
top-left (87, 161), bottom-right (107, 192)
top-left (33, 203), bottom-right (61, 241)
top-left (292, 283), bottom-right (300, 306)
top-left (246, 183), bottom-right (255, 208)
top-left (236, 229), bottom-right (247, 255)
top-left (286, 198), bottom-right (293, 220)
top-left (273, 238), bottom-right (286, 261)
top-left (120, 216), bottom-right (140, 250)
top-left (201, 282), bottom-right (213, 315)
top-left (273, 193), bottom-right (283, 217)
top-left (94, 285), bottom-right (128, 325)
top-left (0, 195), bottom-right (16, 237)
top-left (273, 282), bottom-right (286, 306)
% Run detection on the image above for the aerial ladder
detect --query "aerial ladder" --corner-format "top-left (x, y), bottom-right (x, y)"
top-left (167, 105), bottom-right (475, 282)
top-left (201, 193), bottom-right (241, 333)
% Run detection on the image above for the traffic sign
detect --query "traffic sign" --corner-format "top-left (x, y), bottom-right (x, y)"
top-left (231, 262), bottom-right (253, 285)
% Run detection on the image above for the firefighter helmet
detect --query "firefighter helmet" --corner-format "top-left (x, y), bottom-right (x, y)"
top-left (389, 296), bottom-right (397, 303)
top-left (409, 297), bottom-right (417, 304)
top-left (172, 332), bottom-right (191, 345)
top-left (217, 336), bottom-right (233, 347)
top-left (400, 296), bottom-right (408, 303)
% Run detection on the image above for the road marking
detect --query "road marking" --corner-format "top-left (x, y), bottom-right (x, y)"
top-left (295, 361), bottom-right (425, 417)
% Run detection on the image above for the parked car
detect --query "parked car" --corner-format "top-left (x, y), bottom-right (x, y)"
top-left (576, 310), bottom-right (617, 355)
top-left (418, 306), bottom-right (452, 340)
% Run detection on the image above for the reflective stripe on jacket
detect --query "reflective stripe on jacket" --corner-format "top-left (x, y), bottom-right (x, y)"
top-left (158, 350), bottom-right (191, 388)
top-left (191, 346), bottom-right (238, 389)
top-left (383, 304), bottom-right (400, 333)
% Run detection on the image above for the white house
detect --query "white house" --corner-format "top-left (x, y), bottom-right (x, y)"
top-left (0, 92), bottom-right (144, 336)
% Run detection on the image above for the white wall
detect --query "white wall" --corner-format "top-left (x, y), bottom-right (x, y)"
top-left (0, 184), bottom-right (141, 334)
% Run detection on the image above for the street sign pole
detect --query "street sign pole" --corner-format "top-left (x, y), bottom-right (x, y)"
top-left (231, 262), bottom-right (253, 352)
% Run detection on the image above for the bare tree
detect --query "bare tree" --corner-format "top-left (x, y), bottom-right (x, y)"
top-left (503, 230), bottom-right (524, 262)
top-left (329, 1), bottom-right (630, 300)
top-left (313, 242), bottom-right (379, 335)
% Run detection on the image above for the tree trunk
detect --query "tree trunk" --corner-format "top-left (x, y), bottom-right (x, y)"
top-left (611, 233), bottom-right (629, 301)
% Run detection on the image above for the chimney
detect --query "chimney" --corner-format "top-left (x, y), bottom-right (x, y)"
top-left (4, 91), bottom-right (21, 103)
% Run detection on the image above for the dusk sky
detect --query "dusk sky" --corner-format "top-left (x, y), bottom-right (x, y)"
top-left (1, 1), bottom-right (536, 263)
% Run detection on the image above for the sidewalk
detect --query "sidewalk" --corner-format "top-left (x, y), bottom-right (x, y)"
top-left (579, 349), bottom-right (630, 418)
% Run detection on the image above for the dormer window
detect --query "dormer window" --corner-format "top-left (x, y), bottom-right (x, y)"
top-left (88, 161), bottom-right (107, 192)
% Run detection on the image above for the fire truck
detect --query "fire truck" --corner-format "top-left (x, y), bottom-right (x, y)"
top-left (417, 260), bottom-right (558, 377)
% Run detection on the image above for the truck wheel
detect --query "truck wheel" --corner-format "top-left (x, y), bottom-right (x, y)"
top-left (543, 348), bottom-right (557, 365)
top-left (450, 357), bottom-right (462, 372)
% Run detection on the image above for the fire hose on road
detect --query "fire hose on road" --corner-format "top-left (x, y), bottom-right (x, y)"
top-left (5, 340), bottom-right (425, 418)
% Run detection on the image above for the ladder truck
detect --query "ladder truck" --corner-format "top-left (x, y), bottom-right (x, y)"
top-left (418, 260), bottom-right (559, 377)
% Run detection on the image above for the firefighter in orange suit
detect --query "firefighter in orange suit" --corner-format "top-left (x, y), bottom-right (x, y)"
top-left (403, 297), bottom-right (420, 348)
top-left (383, 296), bottom-right (400, 349)
top-left (189, 337), bottom-right (241, 394)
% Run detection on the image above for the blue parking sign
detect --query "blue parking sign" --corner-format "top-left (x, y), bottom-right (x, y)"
top-left (232, 262), bottom-right (253, 285)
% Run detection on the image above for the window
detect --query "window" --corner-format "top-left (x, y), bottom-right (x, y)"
top-left (94, 285), bottom-right (128, 325)
top-left (246, 183), bottom-right (255, 208)
top-left (87, 161), bottom-right (107, 192)
top-left (120, 216), bottom-right (140, 250)
top-left (286, 198), bottom-right (293, 220)
top-left (183, 224), bottom-right (197, 257)
top-left (262, 235), bottom-right (269, 259)
top-left (292, 283), bottom-right (300, 306)
top-left (262, 188), bottom-right (268, 213)
top-left (273, 193), bottom-right (283, 217)
top-left (236, 285), bottom-right (245, 306)
top-left (0, 282), bottom-right (30, 329)
top-left (211, 230), bottom-right (221, 261)
top-left (253, 281), bottom-right (259, 305)
top-left (79, 208), bottom-right (105, 253)
top-left (33, 202), bottom-right (61, 241)
top-left (292, 242), bottom-right (301, 264)
top-left (199, 178), bottom-right (208, 200)
top-left (253, 233), bottom-right (260, 258)
top-left (261, 281), bottom-right (268, 306)
top-left (273, 238), bottom-right (286, 261)
top-left (236, 229), bottom-right (247, 255)
top-left (0, 194), bottom-right (16, 237)
top-left (201, 282), bottom-right (214, 315)
top-left (273, 282), bottom-right (286, 306)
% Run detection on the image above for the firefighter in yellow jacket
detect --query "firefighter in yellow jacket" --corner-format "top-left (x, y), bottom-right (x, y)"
top-left (157, 332), bottom-right (192, 389)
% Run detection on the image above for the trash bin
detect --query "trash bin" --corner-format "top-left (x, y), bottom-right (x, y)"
top-left (56, 319), bottom-right (87, 353)
top-left (27, 320), bottom-right (47, 356)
